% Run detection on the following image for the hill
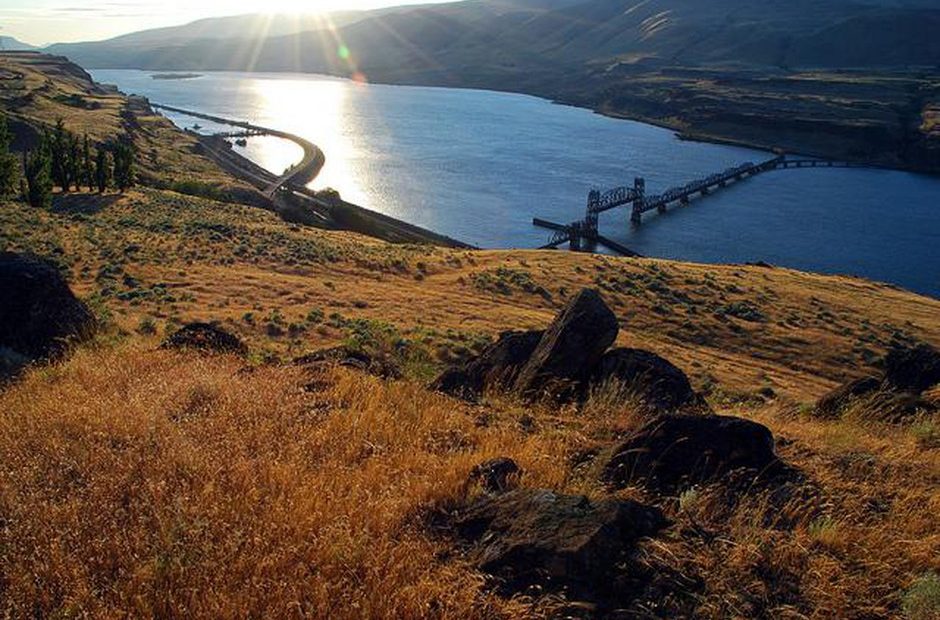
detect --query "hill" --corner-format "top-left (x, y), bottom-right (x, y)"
top-left (44, 0), bottom-right (940, 172)
top-left (47, 0), bottom-right (940, 71)
top-left (0, 36), bottom-right (35, 51)
top-left (1, 53), bottom-right (939, 619)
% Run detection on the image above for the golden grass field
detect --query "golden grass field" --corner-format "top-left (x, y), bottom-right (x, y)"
top-left (1, 53), bottom-right (939, 618)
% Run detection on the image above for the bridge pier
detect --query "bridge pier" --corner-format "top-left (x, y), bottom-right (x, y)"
top-left (631, 177), bottom-right (645, 226)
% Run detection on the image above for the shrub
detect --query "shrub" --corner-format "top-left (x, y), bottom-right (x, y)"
top-left (903, 572), bottom-right (940, 620)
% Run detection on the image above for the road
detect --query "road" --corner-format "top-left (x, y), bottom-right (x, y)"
top-left (150, 103), bottom-right (325, 198)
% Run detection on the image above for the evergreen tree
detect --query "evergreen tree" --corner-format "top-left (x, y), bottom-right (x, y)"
top-left (67, 133), bottom-right (82, 192)
top-left (49, 119), bottom-right (69, 191)
top-left (0, 114), bottom-right (18, 197)
top-left (24, 143), bottom-right (52, 209)
top-left (113, 141), bottom-right (135, 192)
top-left (95, 147), bottom-right (112, 193)
top-left (82, 134), bottom-right (94, 192)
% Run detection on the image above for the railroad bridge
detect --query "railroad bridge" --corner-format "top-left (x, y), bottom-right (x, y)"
top-left (533, 155), bottom-right (867, 255)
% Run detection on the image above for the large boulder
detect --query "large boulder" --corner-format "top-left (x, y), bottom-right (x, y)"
top-left (513, 289), bottom-right (619, 400)
top-left (814, 375), bottom-right (881, 419)
top-left (453, 488), bottom-right (667, 597)
top-left (603, 414), bottom-right (780, 492)
top-left (431, 330), bottom-right (543, 400)
top-left (883, 344), bottom-right (940, 394)
top-left (0, 252), bottom-right (96, 364)
top-left (161, 322), bottom-right (247, 355)
top-left (590, 348), bottom-right (703, 412)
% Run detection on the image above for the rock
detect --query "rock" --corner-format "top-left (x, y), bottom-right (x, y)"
top-left (513, 289), bottom-right (619, 400)
top-left (883, 344), bottom-right (940, 394)
top-left (468, 457), bottom-right (521, 493)
top-left (814, 375), bottom-right (881, 419)
top-left (0, 252), bottom-right (96, 365)
top-left (294, 345), bottom-right (401, 379)
top-left (603, 414), bottom-right (780, 492)
top-left (161, 322), bottom-right (247, 355)
top-left (431, 330), bottom-right (543, 400)
top-left (454, 488), bottom-right (667, 597)
top-left (859, 390), bottom-right (936, 423)
top-left (590, 348), bottom-right (703, 412)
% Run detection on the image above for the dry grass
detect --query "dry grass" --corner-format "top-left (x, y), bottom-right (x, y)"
top-left (2, 187), bottom-right (938, 406)
top-left (2, 343), bottom-right (938, 618)
top-left (0, 344), bottom-right (576, 618)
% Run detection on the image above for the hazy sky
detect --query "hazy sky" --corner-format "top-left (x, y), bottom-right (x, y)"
top-left (0, 0), bottom-right (440, 46)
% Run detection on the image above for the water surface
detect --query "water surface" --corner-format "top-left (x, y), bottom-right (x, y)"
top-left (92, 70), bottom-right (940, 297)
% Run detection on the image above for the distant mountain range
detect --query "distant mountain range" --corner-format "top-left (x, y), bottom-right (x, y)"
top-left (1, 36), bottom-right (36, 51)
top-left (46, 0), bottom-right (940, 82)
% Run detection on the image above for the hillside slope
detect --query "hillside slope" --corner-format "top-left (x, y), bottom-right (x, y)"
top-left (44, 1), bottom-right (940, 172)
top-left (1, 52), bottom-right (939, 619)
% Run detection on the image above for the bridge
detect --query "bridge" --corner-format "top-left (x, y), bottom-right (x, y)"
top-left (151, 103), bottom-right (325, 199)
top-left (534, 155), bottom-right (869, 255)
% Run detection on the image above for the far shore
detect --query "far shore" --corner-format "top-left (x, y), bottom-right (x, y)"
top-left (151, 72), bottom-right (202, 80)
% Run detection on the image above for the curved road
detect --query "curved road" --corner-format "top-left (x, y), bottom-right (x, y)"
top-left (151, 103), bottom-right (325, 198)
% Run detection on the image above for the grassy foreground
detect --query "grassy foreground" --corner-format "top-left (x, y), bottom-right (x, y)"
top-left (1, 52), bottom-right (939, 618)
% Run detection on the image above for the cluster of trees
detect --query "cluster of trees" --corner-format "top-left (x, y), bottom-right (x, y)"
top-left (0, 115), bottom-right (135, 209)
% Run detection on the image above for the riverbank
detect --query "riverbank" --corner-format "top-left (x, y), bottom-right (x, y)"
top-left (152, 102), bottom-right (474, 249)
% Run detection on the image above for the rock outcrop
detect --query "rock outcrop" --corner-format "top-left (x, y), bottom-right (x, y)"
top-left (814, 375), bottom-right (881, 419)
top-left (814, 343), bottom-right (940, 420)
top-left (0, 252), bottom-right (96, 378)
top-left (431, 288), bottom-right (706, 412)
top-left (603, 414), bottom-right (780, 492)
top-left (295, 345), bottom-right (403, 379)
top-left (161, 322), bottom-right (247, 355)
top-left (513, 289), bottom-right (619, 400)
top-left (431, 330), bottom-right (543, 400)
top-left (590, 348), bottom-right (703, 412)
top-left (883, 344), bottom-right (940, 394)
top-left (453, 488), bottom-right (667, 598)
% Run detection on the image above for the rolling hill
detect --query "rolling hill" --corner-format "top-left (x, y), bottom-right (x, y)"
top-left (46, 0), bottom-right (940, 73)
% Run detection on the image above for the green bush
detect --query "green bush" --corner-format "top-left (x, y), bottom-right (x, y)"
top-left (903, 572), bottom-right (940, 620)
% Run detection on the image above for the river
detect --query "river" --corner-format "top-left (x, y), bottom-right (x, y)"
top-left (91, 69), bottom-right (940, 297)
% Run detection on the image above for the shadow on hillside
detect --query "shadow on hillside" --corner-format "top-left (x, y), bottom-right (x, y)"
top-left (51, 192), bottom-right (121, 216)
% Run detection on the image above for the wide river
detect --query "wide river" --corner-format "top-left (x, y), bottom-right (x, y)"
top-left (92, 70), bottom-right (940, 297)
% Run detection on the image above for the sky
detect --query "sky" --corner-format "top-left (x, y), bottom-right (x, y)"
top-left (0, 0), bottom-right (437, 46)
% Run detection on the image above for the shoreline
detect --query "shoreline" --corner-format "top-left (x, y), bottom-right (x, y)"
top-left (149, 101), bottom-right (474, 249)
top-left (141, 67), bottom-right (939, 177)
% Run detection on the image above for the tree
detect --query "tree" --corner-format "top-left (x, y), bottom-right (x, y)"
top-left (67, 132), bottom-right (82, 192)
top-left (49, 119), bottom-right (69, 191)
top-left (0, 114), bottom-right (18, 197)
top-left (95, 147), bottom-right (111, 193)
top-left (112, 141), bottom-right (135, 192)
top-left (82, 134), bottom-right (94, 192)
top-left (24, 143), bottom-right (52, 209)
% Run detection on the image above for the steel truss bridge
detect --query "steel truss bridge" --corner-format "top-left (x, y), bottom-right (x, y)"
top-left (533, 155), bottom-right (869, 255)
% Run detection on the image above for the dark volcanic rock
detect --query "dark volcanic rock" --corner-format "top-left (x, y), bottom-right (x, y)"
top-left (468, 457), bottom-right (521, 493)
top-left (591, 348), bottom-right (703, 412)
top-left (161, 322), bottom-right (247, 355)
top-left (883, 344), bottom-right (940, 394)
top-left (604, 414), bottom-right (780, 492)
top-left (814, 375), bottom-right (881, 419)
top-left (513, 289), bottom-right (619, 400)
top-left (295, 345), bottom-right (401, 379)
top-left (431, 330), bottom-right (543, 400)
top-left (454, 488), bottom-right (667, 597)
top-left (0, 252), bottom-right (96, 363)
